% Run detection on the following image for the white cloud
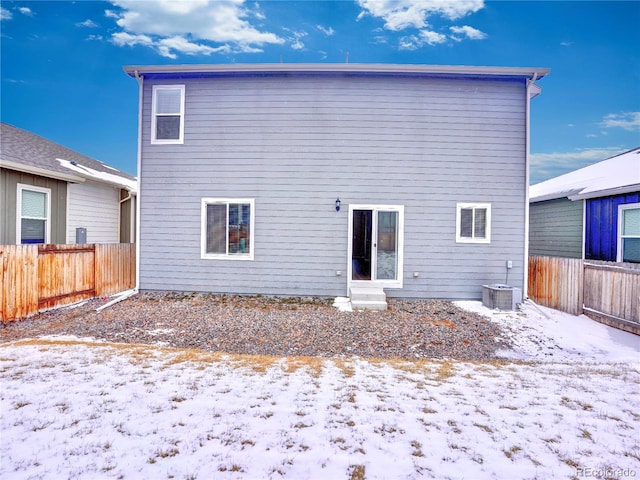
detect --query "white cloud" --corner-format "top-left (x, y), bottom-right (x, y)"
top-left (530, 147), bottom-right (627, 183)
top-left (316, 25), bottom-right (334, 36)
top-left (158, 36), bottom-right (229, 58)
top-left (398, 36), bottom-right (419, 50)
top-left (18, 7), bottom-right (33, 16)
top-left (560, 41), bottom-right (573, 47)
top-left (399, 30), bottom-right (446, 50)
top-left (76, 19), bottom-right (98, 28)
top-left (420, 29), bottom-right (447, 45)
top-left (108, 0), bottom-right (283, 57)
top-left (449, 25), bottom-right (486, 40)
top-left (283, 27), bottom-right (307, 51)
top-left (357, 0), bottom-right (484, 31)
top-left (111, 31), bottom-right (154, 48)
top-left (600, 112), bottom-right (640, 131)
top-left (0, 7), bottom-right (12, 20)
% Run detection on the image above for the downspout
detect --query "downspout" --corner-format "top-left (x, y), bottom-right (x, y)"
top-left (523, 73), bottom-right (538, 299)
top-left (134, 69), bottom-right (143, 293)
top-left (119, 190), bottom-right (133, 205)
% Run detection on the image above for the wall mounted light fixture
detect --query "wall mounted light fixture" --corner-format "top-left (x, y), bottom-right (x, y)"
top-left (335, 198), bottom-right (341, 212)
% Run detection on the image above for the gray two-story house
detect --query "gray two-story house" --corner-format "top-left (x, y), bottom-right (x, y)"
top-left (125, 64), bottom-right (548, 308)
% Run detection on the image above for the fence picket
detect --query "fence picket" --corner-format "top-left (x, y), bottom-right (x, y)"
top-left (529, 255), bottom-right (640, 331)
top-left (1, 244), bottom-right (135, 322)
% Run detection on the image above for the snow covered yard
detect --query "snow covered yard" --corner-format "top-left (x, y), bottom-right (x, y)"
top-left (1, 302), bottom-right (639, 480)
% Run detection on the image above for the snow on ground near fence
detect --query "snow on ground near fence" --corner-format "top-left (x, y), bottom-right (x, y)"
top-left (1, 302), bottom-right (638, 480)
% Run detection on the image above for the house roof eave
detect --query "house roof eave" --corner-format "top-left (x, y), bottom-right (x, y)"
top-left (123, 63), bottom-right (550, 82)
top-left (0, 159), bottom-right (86, 183)
top-left (568, 184), bottom-right (640, 201)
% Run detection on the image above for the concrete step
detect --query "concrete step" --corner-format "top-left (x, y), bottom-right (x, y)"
top-left (349, 286), bottom-right (387, 311)
top-left (350, 299), bottom-right (388, 311)
top-left (349, 286), bottom-right (386, 303)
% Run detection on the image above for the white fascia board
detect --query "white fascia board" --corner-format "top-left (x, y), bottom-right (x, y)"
top-left (569, 184), bottom-right (640, 201)
top-left (0, 159), bottom-right (86, 183)
top-left (124, 63), bottom-right (550, 80)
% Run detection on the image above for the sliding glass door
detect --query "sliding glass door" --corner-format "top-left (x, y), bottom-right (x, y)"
top-left (349, 205), bottom-right (403, 288)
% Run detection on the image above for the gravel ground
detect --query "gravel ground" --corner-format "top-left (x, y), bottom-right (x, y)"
top-left (0, 292), bottom-right (511, 361)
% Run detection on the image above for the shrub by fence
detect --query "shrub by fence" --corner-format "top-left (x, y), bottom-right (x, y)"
top-left (528, 255), bottom-right (640, 334)
top-left (1, 243), bottom-right (135, 322)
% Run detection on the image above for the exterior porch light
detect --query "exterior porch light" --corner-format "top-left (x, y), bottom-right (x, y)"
top-left (335, 198), bottom-right (341, 211)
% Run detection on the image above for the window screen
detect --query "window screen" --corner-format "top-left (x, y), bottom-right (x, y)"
top-left (152, 85), bottom-right (184, 143)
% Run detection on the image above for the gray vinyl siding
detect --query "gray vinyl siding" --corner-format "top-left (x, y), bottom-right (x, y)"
top-left (0, 168), bottom-right (67, 244)
top-left (138, 74), bottom-right (528, 299)
top-left (529, 198), bottom-right (584, 258)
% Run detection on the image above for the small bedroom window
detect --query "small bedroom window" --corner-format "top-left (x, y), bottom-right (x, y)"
top-left (151, 85), bottom-right (185, 144)
top-left (456, 203), bottom-right (491, 243)
top-left (201, 199), bottom-right (254, 260)
top-left (17, 184), bottom-right (51, 244)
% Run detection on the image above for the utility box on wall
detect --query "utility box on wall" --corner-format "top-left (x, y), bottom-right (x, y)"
top-left (482, 284), bottom-right (522, 311)
top-left (76, 227), bottom-right (87, 244)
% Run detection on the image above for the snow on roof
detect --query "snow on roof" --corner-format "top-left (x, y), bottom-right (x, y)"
top-left (529, 147), bottom-right (640, 203)
top-left (0, 122), bottom-right (137, 192)
top-left (57, 159), bottom-right (137, 192)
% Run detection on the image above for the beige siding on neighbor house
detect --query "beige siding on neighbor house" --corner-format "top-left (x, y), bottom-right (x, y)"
top-left (66, 180), bottom-right (120, 244)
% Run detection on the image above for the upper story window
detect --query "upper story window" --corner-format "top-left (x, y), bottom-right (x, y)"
top-left (456, 203), bottom-right (491, 243)
top-left (618, 203), bottom-right (640, 263)
top-left (151, 85), bottom-right (185, 144)
top-left (17, 184), bottom-right (51, 244)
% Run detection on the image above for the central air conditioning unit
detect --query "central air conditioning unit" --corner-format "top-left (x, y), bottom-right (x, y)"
top-left (482, 284), bottom-right (522, 311)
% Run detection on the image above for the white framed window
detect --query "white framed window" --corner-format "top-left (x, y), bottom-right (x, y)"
top-left (201, 198), bottom-right (255, 260)
top-left (617, 203), bottom-right (640, 263)
top-left (16, 184), bottom-right (51, 244)
top-left (456, 203), bottom-right (491, 243)
top-left (151, 84), bottom-right (185, 144)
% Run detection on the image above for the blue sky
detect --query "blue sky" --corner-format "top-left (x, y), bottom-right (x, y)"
top-left (1, 0), bottom-right (639, 183)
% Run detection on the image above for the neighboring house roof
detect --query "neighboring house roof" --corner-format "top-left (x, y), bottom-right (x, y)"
top-left (0, 122), bottom-right (137, 192)
top-left (529, 147), bottom-right (640, 203)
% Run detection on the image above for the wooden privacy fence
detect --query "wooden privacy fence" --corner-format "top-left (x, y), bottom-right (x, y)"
top-left (1, 243), bottom-right (135, 322)
top-left (528, 255), bottom-right (640, 333)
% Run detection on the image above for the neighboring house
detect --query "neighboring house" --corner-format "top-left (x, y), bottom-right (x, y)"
top-left (529, 147), bottom-right (640, 262)
top-left (0, 122), bottom-right (137, 245)
top-left (125, 63), bottom-right (548, 304)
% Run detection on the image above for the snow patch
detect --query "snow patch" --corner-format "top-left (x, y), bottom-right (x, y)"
top-left (57, 158), bottom-right (137, 191)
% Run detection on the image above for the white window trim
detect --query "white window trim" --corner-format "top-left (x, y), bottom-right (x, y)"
top-left (617, 202), bottom-right (640, 262)
top-left (201, 198), bottom-right (255, 261)
top-left (151, 84), bottom-right (185, 145)
top-left (456, 202), bottom-right (491, 244)
top-left (16, 183), bottom-right (51, 245)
